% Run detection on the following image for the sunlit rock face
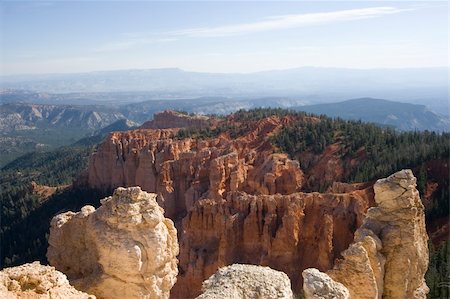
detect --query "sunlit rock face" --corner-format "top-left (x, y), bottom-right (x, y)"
top-left (85, 113), bottom-right (379, 298)
top-left (176, 189), bottom-right (371, 297)
top-left (303, 169), bottom-right (429, 299)
top-left (87, 114), bottom-right (305, 220)
top-left (47, 187), bottom-right (179, 299)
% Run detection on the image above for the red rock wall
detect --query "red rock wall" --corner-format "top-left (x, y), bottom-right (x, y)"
top-left (88, 117), bottom-right (304, 219)
top-left (85, 114), bottom-right (374, 298)
top-left (173, 189), bottom-right (372, 297)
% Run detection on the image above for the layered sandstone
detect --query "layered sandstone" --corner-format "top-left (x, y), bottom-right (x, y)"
top-left (47, 187), bottom-right (179, 299)
top-left (88, 116), bottom-right (305, 219)
top-left (174, 188), bottom-right (372, 297)
top-left (85, 113), bottom-right (377, 298)
top-left (196, 264), bottom-right (293, 299)
top-left (140, 110), bottom-right (213, 129)
top-left (303, 170), bottom-right (429, 299)
top-left (0, 262), bottom-right (95, 299)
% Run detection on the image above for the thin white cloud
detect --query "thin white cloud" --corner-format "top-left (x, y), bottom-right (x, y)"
top-left (169, 6), bottom-right (413, 38)
top-left (93, 6), bottom-right (413, 52)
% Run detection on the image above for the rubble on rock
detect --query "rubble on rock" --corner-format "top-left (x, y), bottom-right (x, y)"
top-left (0, 262), bottom-right (95, 299)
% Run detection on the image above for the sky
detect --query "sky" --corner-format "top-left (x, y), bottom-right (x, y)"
top-left (0, 1), bottom-right (448, 75)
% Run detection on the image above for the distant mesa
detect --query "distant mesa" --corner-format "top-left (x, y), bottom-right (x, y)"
top-left (140, 110), bottom-right (213, 130)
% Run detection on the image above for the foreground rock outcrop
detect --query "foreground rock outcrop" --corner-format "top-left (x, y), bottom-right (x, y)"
top-left (196, 264), bottom-right (293, 299)
top-left (47, 187), bottom-right (179, 299)
top-left (303, 169), bottom-right (429, 299)
top-left (302, 268), bottom-right (349, 299)
top-left (0, 262), bottom-right (95, 299)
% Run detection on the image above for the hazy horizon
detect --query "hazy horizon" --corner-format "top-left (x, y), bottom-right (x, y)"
top-left (2, 65), bottom-right (450, 79)
top-left (1, 1), bottom-right (448, 75)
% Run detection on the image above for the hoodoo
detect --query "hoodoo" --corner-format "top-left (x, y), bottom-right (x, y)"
top-left (176, 190), bottom-right (371, 297)
top-left (84, 112), bottom-right (375, 297)
top-left (47, 187), bottom-right (179, 299)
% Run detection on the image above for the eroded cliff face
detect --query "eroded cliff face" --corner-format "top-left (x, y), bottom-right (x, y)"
top-left (85, 112), bottom-right (376, 298)
top-left (303, 170), bottom-right (429, 299)
top-left (0, 262), bottom-right (95, 299)
top-left (47, 187), bottom-right (179, 299)
top-left (174, 189), bottom-right (372, 297)
top-left (88, 115), bottom-right (305, 219)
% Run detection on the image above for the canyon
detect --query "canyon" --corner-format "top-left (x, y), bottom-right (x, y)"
top-left (0, 110), bottom-right (439, 298)
top-left (85, 111), bottom-right (377, 297)
top-left (1, 169), bottom-right (429, 299)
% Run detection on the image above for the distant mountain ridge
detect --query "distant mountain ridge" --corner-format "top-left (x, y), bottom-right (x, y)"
top-left (0, 103), bottom-right (135, 166)
top-left (1, 95), bottom-right (448, 166)
top-left (3, 67), bottom-right (447, 93)
top-left (1, 67), bottom-right (448, 115)
top-left (2, 96), bottom-right (448, 133)
top-left (0, 103), bottom-right (126, 132)
top-left (295, 98), bottom-right (450, 132)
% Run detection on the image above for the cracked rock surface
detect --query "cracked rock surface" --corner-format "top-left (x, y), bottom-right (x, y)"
top-left (47, 187), bottom-right (179, 299)
top-left (0, 262), bottom-right (95, 299)
top-left (302, 268), bottom-right (349, 299)
top-left (196, 264), bottom-right (293, 299)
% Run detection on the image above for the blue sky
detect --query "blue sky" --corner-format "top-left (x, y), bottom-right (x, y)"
top-left (0, 1), bottom-right (448, 75)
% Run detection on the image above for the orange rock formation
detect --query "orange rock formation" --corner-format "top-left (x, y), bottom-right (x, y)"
top-left (85, 111), bottom-right (374, 298)
top-left (88, 115), bottom-right (305, 219)
top-left (175, 189), bottom-right (372, 297)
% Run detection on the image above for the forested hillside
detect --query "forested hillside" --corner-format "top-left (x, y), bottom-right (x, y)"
top-left (0, 141), bottom-right (106, 267)
top-left (271, 114), bottom-right (449, 182)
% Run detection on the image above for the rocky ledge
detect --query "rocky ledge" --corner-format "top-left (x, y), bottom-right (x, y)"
top-left (0, 262), bottom-right (95, 299)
